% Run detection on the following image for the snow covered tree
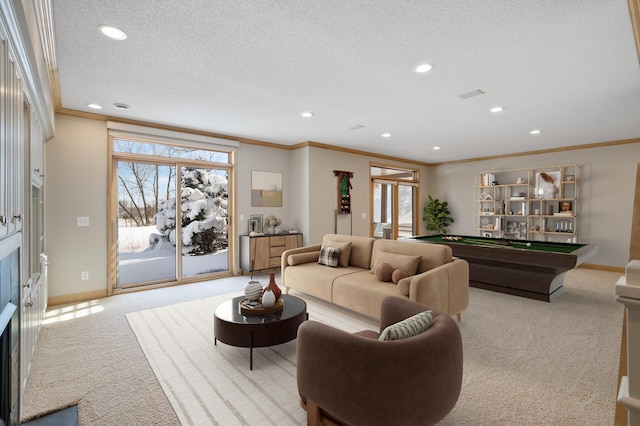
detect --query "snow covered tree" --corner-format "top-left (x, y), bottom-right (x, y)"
top-left (155, 168), bottom-right (228, 255)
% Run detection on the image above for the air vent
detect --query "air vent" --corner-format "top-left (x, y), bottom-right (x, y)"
top-left (349, 124), bottom-right (365, 130)
top-left (458, 89), bottom-right (485, 99)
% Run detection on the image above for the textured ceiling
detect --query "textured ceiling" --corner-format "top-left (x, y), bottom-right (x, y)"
top-left (51, 0), bottom-right (640, 163)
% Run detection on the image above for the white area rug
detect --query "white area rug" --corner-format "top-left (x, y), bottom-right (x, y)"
top-left (126, 293), bottom-right (377, 425)
top-left (127, 269), bottom-right (623, 426)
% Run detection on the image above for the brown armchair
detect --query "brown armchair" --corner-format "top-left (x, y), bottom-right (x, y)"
top-left (296, 296), bottom-right (463, 426)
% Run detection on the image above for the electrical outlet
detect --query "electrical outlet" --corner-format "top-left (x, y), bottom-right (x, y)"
top-left (81, 271), bottom-right (89, 280)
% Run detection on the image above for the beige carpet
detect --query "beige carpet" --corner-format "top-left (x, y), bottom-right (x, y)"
top-left (21, 269), bottom-right (624, 425)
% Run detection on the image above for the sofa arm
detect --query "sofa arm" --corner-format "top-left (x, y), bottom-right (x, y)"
top-left (280, 243), bottom-right (322, 285)
top-left (407, 258), bottom-right (469, 317)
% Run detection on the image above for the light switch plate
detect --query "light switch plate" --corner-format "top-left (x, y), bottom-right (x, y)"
top-left (77, 216), bottom-right (90, 227)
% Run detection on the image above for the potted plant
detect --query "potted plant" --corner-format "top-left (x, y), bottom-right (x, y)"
top-left (423, 195), bottom-right (454, 234)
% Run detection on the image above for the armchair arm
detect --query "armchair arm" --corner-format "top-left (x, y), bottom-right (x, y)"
top-left (407, 258), bottom-right (469, 316)
top-left (297, 317), bottom-right (463, 426)
top-left (280, 244), bottom-right (321, 285)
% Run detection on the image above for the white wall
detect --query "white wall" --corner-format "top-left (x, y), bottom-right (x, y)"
top-left (290, 147), bottom-right (310, 244)
top-left (45, 114), bottom-right (108, 297)
top-left (46, 113), bottom-right (638, 299)
top-left (235, 143), bottom-right (292, 236)
top-left (304, 146), bottom-right (429, 245)
top-left (427, 143), bottom-right (640, 268)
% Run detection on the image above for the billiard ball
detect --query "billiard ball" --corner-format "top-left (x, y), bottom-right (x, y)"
top-left (526, 243), bottom-right (531, 247)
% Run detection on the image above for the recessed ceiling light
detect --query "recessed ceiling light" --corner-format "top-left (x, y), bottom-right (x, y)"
top-left (98, 25), bottom-right (127, 41)
top-left (86, 103), bottom-right (102, 110)
top-left (490, 106), bottom-right (505, 113)
top-left (414, 63), bottom-right (434, 73)
top-left (433, 146), bottom-right (441, 150)
top-left (381, 133), bottom-right (391, 138)
top-left (113, 103), bottom-right (130, 110)
top-left (301, 112), bottom-right (313, 118)
top-left (530, 129), bottom-right (542, 135)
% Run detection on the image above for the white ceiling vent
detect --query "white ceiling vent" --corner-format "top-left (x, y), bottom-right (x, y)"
top-left (458, 89), bottom-right (486, 100)
top-left (349, 124), bottom-right (366, 130)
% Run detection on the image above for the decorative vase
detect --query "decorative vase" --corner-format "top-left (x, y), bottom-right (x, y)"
top-left (545, 184), bottom-right (559, 199)
top-left (261, 289), bottom-right (276, 308)
top-left (244, 280), bottom-right (263, 301)
top-left (264, 271), bottom-right (282, 301)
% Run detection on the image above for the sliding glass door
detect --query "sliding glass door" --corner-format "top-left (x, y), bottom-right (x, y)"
top-left (180, 166), bottom-right (229, 278)
top-left (111, 138), bottom-right (232, 290)
top-left (116, 161), bottom-right (177, 286)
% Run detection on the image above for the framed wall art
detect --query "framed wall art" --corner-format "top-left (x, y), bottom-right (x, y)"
top-left (251, 171), bottom-right (283, 207)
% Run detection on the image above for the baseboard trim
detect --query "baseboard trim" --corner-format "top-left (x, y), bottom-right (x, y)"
top-left (578, 263), bottom-right (625, 273)
top-left (48, 289), bottom-right (108, 306)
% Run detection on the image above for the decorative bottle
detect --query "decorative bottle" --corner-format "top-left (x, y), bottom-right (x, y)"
top-left (264, 271), bottom-right (282, 302)
top-left (262, 289), bottom-right (276, 308)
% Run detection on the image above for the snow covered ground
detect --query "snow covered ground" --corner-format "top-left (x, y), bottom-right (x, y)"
top-left (117, 225), bottom-right (228, 286)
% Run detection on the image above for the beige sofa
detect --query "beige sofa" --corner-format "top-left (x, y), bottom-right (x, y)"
top-left (281, 234), bottom-right (469, 320)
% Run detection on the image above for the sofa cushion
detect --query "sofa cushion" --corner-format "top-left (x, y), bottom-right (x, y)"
top-left (322, 234), bottom-right (374, 269)
top-left (322, 240), bottom-right (352, 267)
top-left (372, 239), bottom-right (453, 274)
top-left (373, 263), bottom-right (394, 282)
top-left (318, 246), bottom-right (340, 267)
top-left (378, 310), bottom-right (433, 341)
top-left (392, 269), bottom-right (409, 284)
top-left (372, 251), bottom-right (421, 276)
top-left (332, 271), bottom-right (402, 319)
top-left (288, 250), bottom-right (321, 266)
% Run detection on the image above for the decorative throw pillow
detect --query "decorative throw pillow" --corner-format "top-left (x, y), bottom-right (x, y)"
top-left (318, 246), bottom-right (341, 268)
top-left (378, 310), bottom-right (433, 341)
top-left (391, 268), bottom-right (409, 284)
top-left (373, 251), bottom-right (421, 276)
top-left (373, 262), bottom-right (394, 282)
top-left (322, 240), bottom-right (352, 267)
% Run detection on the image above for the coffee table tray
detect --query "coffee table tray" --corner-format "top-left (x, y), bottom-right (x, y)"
top-left (239, 297), bottom-right (284, 315)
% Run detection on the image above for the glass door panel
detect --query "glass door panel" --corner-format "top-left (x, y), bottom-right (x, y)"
top-left (180, 166), bottom-right (229, 278)
top-left (116, 161), bottom-right (177, 286)
top-left (373, 182), bottom-right (393, 239)
top-left (398, 184), bottom-right (415, 238)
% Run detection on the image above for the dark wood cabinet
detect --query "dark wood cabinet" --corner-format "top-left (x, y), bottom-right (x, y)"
top-left (240, 233), bottom-right (303, 273)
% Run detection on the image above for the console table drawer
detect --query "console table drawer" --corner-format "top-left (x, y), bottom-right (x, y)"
top-left (270, 246), bottom-right (285, 257)
top-left (270, 236), bottom-right (286, 246)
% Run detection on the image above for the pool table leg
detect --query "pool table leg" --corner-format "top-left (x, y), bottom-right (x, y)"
top-left (456, 313), bottom-right (461, 322)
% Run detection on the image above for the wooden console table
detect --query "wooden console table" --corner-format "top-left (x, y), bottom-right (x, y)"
top-left (239, 233), bottom-right (302, 274)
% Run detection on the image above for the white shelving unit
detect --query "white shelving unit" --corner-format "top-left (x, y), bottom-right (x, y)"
top-left (475, 165), bottom-right (580, 242)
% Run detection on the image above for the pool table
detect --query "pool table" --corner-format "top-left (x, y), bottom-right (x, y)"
top-left (405, 234), bottom-right (598, 302)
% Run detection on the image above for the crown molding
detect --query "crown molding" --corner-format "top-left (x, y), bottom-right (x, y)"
top-left (629, 0), bottom-right (640, 65)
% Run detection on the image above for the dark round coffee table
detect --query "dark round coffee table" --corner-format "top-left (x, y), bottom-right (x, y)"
top-left (213, 294), bottom-right (307, 370)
